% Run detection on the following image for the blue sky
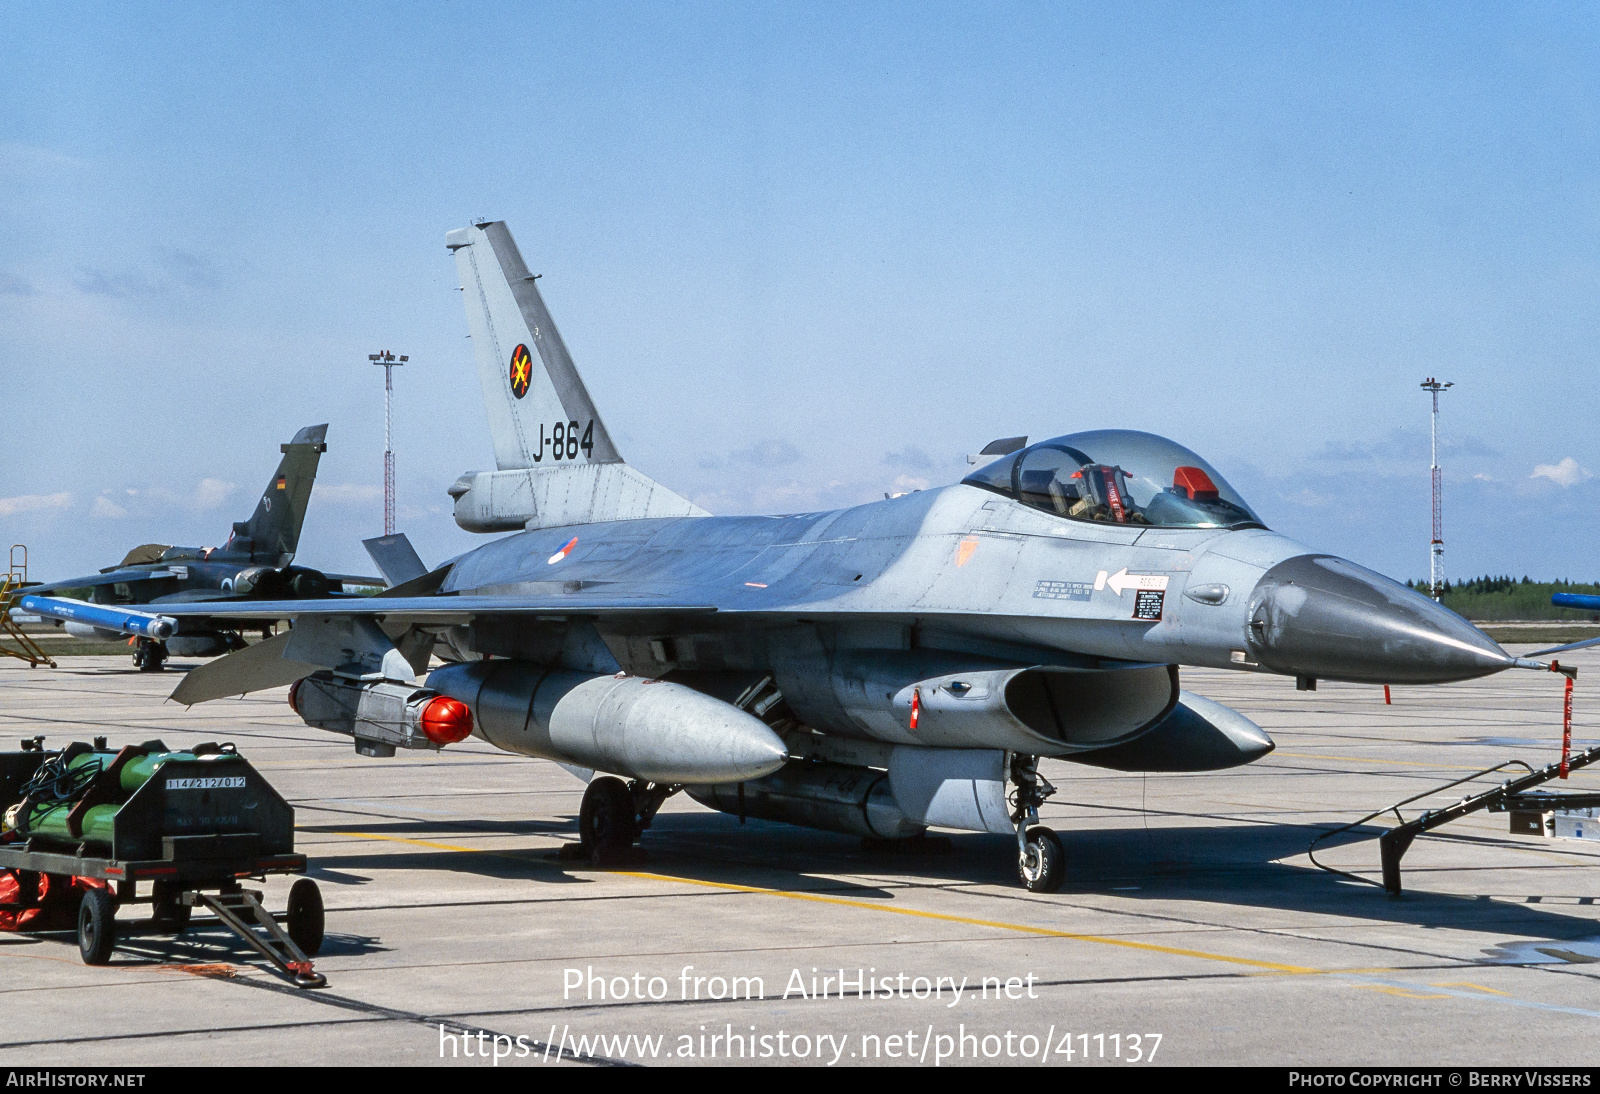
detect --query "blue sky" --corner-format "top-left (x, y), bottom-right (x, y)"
top-left (2, 3), bottom-right (1596, 583)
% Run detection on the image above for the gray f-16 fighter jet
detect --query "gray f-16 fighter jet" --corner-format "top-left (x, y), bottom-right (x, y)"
top-left (20, 425), bottom-right (379, 671)
top-left (24, 221), bottom-right (1545, 891)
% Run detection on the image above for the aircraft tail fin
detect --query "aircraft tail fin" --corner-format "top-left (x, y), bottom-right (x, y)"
top-left (448, 221), bottom-right (620, 471)
top-left (445, 222), bottom-right (705, 531)
top-left (229, 424), bottom-right (326, 565)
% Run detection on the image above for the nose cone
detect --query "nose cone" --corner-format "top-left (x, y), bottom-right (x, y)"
top-left (1248, 555), bottom-right (1512, 684)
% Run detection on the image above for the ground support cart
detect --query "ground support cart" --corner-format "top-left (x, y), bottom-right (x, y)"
top-left (0, 738), bottom-right (328, 987)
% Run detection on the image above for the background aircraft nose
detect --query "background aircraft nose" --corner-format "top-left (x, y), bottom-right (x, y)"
top-left (1246, 555), bottom-right (1513, 684)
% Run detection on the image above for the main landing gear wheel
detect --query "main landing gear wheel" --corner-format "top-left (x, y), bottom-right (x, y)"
top-left (77, 887), bottom-right (117, 965)
top-left (286, 878), bottom-right (325, 956)
top-left (133, 639), bottom-right (167, 672)
top-left (1018, 827), bottom-right (1065, 893)
top-left (579, 776), bottom-right (637, 864)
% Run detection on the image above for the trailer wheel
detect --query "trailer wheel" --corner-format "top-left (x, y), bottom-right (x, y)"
top-left (286, 879), bottom-right (324, 956)
top-left (78, 888), bottom-right (117, 965)
top-left (579, 777), bottom-right (636, 863)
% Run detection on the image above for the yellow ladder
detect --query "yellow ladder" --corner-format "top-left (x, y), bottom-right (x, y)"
top-left (1, 545), bottom-right (56, 668)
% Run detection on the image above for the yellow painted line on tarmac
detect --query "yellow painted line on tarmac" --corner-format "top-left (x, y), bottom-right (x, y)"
top-left (332, 831), bottom-right (501, 855)
top-left (617, 869), bottom-right (1324, 974)
top-left (331, 829), bottom-right (1327, 975)
top-left (1351, 984), bottom-right (1449, 1001)
top-left (1433, 982), bottom-right (1511, 996)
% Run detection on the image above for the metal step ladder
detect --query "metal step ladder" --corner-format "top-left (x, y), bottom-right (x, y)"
top-left (1, 546), bottom-right (55, 669)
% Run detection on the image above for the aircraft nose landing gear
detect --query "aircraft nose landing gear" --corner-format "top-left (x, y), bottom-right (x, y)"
top-left (1011, 755), bottom-right (1064, 893)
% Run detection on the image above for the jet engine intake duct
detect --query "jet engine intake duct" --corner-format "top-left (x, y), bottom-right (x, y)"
top-left (782, 650), bottom-right (1177, 755)
top-left (426, 661), bottom-right (788, 784)
top-left (1069, 691), bottom-right (1275, 772)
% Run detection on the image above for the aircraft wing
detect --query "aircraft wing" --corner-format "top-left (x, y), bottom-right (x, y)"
top-left (26, 569), bottom-right (178, 594)
top-left (325, 573), bottom-right (387, 588)
top-left (22, 592), bottom-right (715, 625)
top-left (1528, 635), bottom-right (1600, 656)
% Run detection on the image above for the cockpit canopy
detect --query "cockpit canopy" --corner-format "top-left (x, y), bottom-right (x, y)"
top-left (962, 430), bottom-right (1264, 530)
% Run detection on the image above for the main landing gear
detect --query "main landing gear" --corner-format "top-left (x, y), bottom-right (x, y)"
top-left (1011, 754), bottom-right (1064, 893)
top-left (132, 638), bottom-right (167, 673)
top-left (575, 777), bottom-right (680, 865)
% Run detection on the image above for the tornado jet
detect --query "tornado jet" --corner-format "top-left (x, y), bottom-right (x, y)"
top-left (24, 221), bottom-right (1550, 892)
top-left (19, 425), bottom-right (381, 671)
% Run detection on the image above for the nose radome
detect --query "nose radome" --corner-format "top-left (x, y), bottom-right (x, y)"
top-left (1247, 555), bottom-right (1513, 685)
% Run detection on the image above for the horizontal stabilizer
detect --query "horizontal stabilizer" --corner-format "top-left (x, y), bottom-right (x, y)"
top-left (169, 630), bottom-right (320, 705)
top-left (363, 533), bottom-right (428, 587)
top-left (449, 464), bottom-right (707, 532)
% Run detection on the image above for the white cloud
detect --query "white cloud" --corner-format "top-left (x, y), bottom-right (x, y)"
top-left (0, 492), bottom-right (72, 517)
top-left (730, 439), bottom-right (802, 468)
top-left (0, 142), bottom-right (87, 175)
top-left (890, 474), bottom-right (930, 492)
top-left (193, 478), bottom-right (237, 510)
top-left (1530, 457), bottom-right (1593, 488)
top-left (91, 495), bottom-right (128, 519)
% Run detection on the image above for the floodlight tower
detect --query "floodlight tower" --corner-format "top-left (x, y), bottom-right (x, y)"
top-left (1421, 377), bottom-right (1453, 601)
top-left (370, 351), bottom-right (407, 536)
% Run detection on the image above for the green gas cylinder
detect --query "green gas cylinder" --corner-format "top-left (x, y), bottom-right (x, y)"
top-left (21, 803), bottom-right (118, 845)
top-left (118, 752), bottom-right (200, 792)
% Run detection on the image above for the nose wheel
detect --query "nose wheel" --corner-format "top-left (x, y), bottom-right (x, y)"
top-left (1018, 827), bottom-right (1065, 892)
top-left (1011, 754), bottom-right (1064, 893)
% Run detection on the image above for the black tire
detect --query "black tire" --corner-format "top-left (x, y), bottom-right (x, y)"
top-left (579, 777), bottom-right (636, 862)
top-left (78, 887), bottom-right (117, 965)
top-left (151, 881), bottom-right (190, 932)
top-left (286, 878), bottom-right (324, 956)
top-left (1017, 827), bottom-right (1066, 893)
top-left (135, 640), bottom-right (166, 672)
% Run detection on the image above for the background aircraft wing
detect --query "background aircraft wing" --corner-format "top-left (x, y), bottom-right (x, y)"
top-left (1527, 635), bottom-right (1600, 656)
top-left (25, 569), bottom-right (178, 594)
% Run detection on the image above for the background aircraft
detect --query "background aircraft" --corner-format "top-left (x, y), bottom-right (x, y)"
top-left (25, 222), bottom-right (1552, 891)
top-left (17, 425), bottom-right (380, 670)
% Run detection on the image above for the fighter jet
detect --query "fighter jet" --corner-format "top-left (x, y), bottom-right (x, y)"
top-left (23, 222), bottom-right (1552, 892)
top-left (19, 425), bottom-right (380, 671)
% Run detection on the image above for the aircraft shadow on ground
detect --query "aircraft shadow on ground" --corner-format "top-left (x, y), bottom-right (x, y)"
top-left (299, 817), bottom-right (574, 838)
top-left (638, 812), bottom-right (1600, 943)
top-left (287, 809), bottom-right (1600, 943)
